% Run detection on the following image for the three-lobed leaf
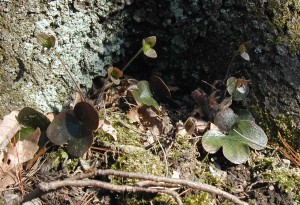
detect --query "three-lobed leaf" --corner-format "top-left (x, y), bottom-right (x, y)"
top-left (46, 102), bottom-right (99, 157)
top-left (202, 119), bottom-right (267, 164)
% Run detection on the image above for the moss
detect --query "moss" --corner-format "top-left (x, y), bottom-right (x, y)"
top-left (265, 167), bottom-right (300, 200)
top-left (251, 155), bottom-right (300, 203)
top-left (168, 134), bottom-right (194, 164)
top-left (274, 114), bottom-right (300, 151)
top-left (254, 157), bottom-right (300, 202)
top-left (45, 148), bottom-right (78, 172)
top-left (267, 0), bottom-right (300, 53)
top-left (152, 195), bottom-right (177, 205)
top-left (111, 148), bottom-right (165, 184)
top-left (95, 111), bottom-right (143, 147)
top-left (116, 192), bottom-right (177, 205)
top-left (183, 191), bottom-right (214, 205)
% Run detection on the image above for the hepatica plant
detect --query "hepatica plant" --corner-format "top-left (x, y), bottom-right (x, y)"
top-left (132, 80), bottom-right (159, 110)
top-left (22, 34), bottom-right (100, 157)
top-left (33, 33), bottom-right (158, 156)
top-left (108, 36), bottom-right (157, 85)
top-left (197, 45), bottom-right (268, 164)
top-left (202, 108), bottom-right (268, 164)
top-left (200, 77), bottom-right (268, 164)
top-left (46, 102), bottom-right (99, 157)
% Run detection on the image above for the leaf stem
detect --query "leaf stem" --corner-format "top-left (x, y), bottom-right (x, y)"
top-left (121, 48), bottom-right (143, 72)
top-left (54, 50), bottom-right (85, 101)
top-left (224, 52), bottom-right (237, 82)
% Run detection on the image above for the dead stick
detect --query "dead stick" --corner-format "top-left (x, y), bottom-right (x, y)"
top-left (63, 169), bottom-right (248, 205)
top-left (22, 179), bottom-right (182, 205)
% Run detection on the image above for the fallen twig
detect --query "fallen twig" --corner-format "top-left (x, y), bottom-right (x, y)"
top-left (22, 179), bottom-right (182, 205)
top-left (23, 169), bottom-right (248, 205)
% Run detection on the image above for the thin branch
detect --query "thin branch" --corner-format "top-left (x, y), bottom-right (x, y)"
top-left (54, 169), bottom-right (248, 205)
top-left (22, 179), bottom-right (182, 205)
top-left (134, 180), bottom-right (179, 188)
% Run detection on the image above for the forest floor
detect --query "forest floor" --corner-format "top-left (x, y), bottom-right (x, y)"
top-left (0, 76), bottom-right (299, 205)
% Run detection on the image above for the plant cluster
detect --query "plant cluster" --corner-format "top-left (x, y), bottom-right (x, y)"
top-left (197, 76), bottom-right (268, 164)
top-left (0, 32), bottom-right (281, 205)
top-left (14, 34), bottom-right (158, 158)
top-left (182, 43), bottom-right (268, 164)
top-left (16, 34), bottom-right (268, 164)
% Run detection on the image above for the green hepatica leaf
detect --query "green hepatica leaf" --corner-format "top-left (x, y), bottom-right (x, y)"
top-left (230, 120), bottom-right (268, 150)
top-left (18, 107), bottom-right (51, 131)
top-left (142, 36), bottom-right (157, 58)
top-left (226, 77), bottom-right (249, 101)
top-left (46, 102), bottom-right (99, 157)
top-left (132, 81), bottom-right (159, 109)
top-left (222, 140), bottom-right (250, 164)
top-left (36, 33), bottom-right (55, 49)
top-left (202, 129), bottom-right (225, 154)
top-left (202, 120), bottom-right (268, 164)
top-left (202, 129), bottom-right (251, 164)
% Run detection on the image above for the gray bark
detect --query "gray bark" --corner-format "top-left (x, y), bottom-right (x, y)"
top-left (0, 0), bottom-right (130, 114)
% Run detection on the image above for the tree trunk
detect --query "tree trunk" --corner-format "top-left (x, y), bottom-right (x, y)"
top-left (123, 0), bottom-right (300, 147)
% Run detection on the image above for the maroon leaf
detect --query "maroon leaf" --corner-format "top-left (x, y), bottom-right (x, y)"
top-left (74, 102), bottom-right (99, 131)
top-left (46, 110), bottom-right (73, 145)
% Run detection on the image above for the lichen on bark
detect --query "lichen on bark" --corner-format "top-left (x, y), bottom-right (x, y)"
top-left (0, 0), bottom-right (131, 116)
